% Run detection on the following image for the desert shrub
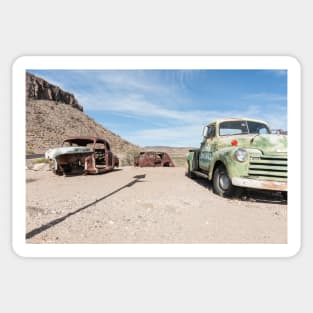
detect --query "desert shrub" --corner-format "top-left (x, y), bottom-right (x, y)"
top-left (33, 158), bottom-right (49, 164)
top-left (120, 149), bottom-right (140, 166)
top-left (170, 156), bottom-right (186, 167)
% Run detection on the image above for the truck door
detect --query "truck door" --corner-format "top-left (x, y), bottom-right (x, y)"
top-left (199, 125), bottom-right (216, 172)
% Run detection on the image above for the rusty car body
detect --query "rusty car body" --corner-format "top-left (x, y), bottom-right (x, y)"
top-left (45, 136), bottom-right (119, 175)
top-left (134, 151), bottom-right (175, 167)
top-left (186, 118), bottom-right (287, 198)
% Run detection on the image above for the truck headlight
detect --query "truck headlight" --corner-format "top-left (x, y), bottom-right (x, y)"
top-left (234, 148), bottom-right (248, 162)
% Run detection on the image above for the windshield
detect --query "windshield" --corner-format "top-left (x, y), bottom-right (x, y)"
top-left (219, 120), bottom-right (270, 136)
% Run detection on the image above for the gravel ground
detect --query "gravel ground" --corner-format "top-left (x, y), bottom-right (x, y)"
top-left (26, 166), bottom-right (287, 244)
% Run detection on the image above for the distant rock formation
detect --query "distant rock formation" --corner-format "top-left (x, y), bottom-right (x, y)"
top-left (26, 72), bottom-right (83, 111)
top-left (25, 73), bottom-right (140, 162)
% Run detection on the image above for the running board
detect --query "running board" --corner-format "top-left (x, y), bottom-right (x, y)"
top-left (192, 170), bottom-right (208, 179)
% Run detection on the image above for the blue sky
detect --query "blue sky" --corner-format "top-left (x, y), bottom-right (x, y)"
top-left (27, 69), bottom-right (287, 147)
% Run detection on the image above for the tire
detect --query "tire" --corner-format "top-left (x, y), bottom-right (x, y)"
top-left (54, 163), bottom-right (64, 176)
top-left (213, 164), bottom-right (233, 197)
top-left (55, 169), bottom-right (63, 176)
top-left (62, 164), bottom-right (72, 176)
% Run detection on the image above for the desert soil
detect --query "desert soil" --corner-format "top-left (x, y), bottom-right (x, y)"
top-left (26, 166), bottom-right (287, 244)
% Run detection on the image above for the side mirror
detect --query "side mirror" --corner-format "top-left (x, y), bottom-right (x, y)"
top-left (202, 126), bottom-right (209, 137)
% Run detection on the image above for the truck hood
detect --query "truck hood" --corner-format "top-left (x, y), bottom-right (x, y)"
top-left (45, 146), bottom-right (93, 160)
top-left (218, 134), bottom-right (287, 154)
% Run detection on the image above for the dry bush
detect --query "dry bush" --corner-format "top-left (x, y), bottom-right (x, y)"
top-left (120, 149), bottom-right (140, 166)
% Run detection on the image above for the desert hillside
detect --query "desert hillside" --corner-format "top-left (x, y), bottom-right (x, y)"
top-left (26, 73), bottom-right (140, 160)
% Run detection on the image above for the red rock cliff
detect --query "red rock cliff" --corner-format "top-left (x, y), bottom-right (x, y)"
top-left (26, 72), bottom-right (83, 111)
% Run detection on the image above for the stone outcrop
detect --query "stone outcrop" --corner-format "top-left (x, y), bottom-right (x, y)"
top-left (26, 99), bottom-right (140, 158)
top-left (26, 73), bottom-right (83, 111)
top-left (26, 74), bottom-right (140, 160)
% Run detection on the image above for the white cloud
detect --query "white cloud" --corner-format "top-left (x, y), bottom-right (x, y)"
top-left (243, 92), bottom-right (287, 102)
top-left (112, 101), bottom-right (287, 146)
top-left (79, 93), bottom-right (204, 123)
top-left (125, 113), bottom-right (287, 147)
top-left (98, 71), bottom-right (174, 95)
top-left (126, 125), bottom-right (203, 147)
top-left (82, 91), bottom-right (286, 126)
top-left (74, 71), bottom-right (287, 147)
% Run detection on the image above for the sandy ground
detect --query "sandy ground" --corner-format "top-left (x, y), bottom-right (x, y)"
top-left (26, 166), bottom-right (287, 244)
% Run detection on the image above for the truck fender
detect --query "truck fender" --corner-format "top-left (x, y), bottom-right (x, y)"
top-left (208, 149), bottom-right (233, 180)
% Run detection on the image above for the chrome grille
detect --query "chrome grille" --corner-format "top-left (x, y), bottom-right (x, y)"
top-left (248, 155), bottom-right (287, 180)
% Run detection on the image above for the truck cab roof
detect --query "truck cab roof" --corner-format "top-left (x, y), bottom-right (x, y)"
top-left (208, 118), bottom-right (269, 127)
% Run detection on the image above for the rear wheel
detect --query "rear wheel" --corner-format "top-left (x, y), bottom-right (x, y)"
top-left (61, 164), bottom-right (72, 176)
top-left (213, 165), bottom-right (233, 197)
top-left (53, 163), bottom-right (64, 176)
top-left (55, 169), bottom-right (63, 176)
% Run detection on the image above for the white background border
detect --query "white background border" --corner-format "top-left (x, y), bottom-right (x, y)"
top-left (12, 56), bottom-right (301, 257)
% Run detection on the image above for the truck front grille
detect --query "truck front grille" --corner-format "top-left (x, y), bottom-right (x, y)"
top-left (248, 155), bottom-right (287, 181)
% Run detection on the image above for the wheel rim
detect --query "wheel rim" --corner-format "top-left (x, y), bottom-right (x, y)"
top-left (219, 172), bottom-right (230, 190)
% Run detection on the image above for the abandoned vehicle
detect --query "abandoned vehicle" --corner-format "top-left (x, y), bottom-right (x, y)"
top-left (45, 136), bottom-right (119, 175)
top-left (134, 151), bottom-right (175, 167)
top-left (187, 118), bottom-right (287, 198)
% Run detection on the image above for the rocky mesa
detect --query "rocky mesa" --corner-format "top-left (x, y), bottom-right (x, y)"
top-left (26, 73), bottom-right (140, 161)
top-left (26, 73), bottom-right (83, 111)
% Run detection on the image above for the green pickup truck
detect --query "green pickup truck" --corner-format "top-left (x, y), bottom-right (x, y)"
top-left (186, 118), bottom-right (287, 198)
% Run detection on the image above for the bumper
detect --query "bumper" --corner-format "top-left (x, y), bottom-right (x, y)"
top-left (232, 177), bottom-right (287, 192)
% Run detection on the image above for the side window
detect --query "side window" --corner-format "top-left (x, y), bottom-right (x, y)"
top-left (259, 127), bottom-right (268, 134)
top-left (207, 126), bottom-right (216, 139)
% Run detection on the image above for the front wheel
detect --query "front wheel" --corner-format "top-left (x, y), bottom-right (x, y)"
top-left (213, 165), bottom-right (233, 197)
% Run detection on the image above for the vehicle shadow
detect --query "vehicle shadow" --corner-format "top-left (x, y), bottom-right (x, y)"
top-left (63, 168), bottom-right (123, 177)
top-left (187, 175), bottom-right (287, 205)
top-left (26, 174), bottom-right (146, 240)
top-left (242, 189), bottom-right (287, 205)
top-left (26, 178), bottom-right (37, 183)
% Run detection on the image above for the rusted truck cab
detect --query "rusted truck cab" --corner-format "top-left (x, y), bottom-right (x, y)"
top-left (186, 118), bottom-right (287, 197)
top-left (45, 136), bottom-right (119, 175)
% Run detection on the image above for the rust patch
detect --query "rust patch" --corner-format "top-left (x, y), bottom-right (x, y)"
top-left (46, 136), bottom-right (119, 176)
top-left (232, 177), bottom-right (287, 191)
